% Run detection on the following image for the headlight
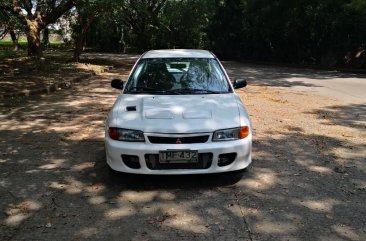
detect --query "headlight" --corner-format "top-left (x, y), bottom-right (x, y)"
top-left (108, 128), bottom-right (145, 142)
top-left (212, 126), bottom-right (249, 141)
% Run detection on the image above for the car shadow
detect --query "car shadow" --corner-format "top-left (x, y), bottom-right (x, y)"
top-left (90, 151), bottom-right (246, 191)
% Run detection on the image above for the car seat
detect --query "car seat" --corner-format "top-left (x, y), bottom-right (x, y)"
top-left (138, 63), bottom-right (174, 90)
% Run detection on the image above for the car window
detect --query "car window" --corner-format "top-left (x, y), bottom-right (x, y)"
top-left (124, 58), bottom-right (231, 94)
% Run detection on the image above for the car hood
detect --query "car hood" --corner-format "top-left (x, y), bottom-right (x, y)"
top-left (107, 94), bottom-right (243, 133)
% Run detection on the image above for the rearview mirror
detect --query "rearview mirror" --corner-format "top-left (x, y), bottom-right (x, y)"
top-left (111, 79), bottom-right (124, 90)
top-left (233, 79), bottom-right (247, 89)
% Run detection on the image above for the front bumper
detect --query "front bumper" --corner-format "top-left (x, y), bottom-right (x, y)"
top-left (105, 133), bottom-right (252, 175)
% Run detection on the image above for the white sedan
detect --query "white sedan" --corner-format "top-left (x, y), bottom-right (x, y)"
top-left (105, 49), bottom-right (252, 174)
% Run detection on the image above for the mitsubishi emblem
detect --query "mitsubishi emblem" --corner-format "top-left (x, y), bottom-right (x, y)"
top-left (176, 138), bottom-right (182, 144)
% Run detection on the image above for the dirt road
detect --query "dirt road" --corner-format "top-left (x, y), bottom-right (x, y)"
top-left (1, 57), bottom-right (365, 241)
top-left (225, 61), bottom-right (366, 104)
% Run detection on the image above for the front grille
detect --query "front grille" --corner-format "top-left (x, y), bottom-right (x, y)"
top-left (148, 135), bottom-right (209, 144)
top-left (145, 153), bottom-right (213, 170)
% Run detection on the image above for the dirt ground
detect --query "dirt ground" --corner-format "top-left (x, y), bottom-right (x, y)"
top-left (0, 51), bottom-right (110, 97)
top-left (0, 56), bottom-right (365, 241)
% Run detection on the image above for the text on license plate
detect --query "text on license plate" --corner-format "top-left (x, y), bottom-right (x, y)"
top-left (159, 150), bottom-right (198, 163)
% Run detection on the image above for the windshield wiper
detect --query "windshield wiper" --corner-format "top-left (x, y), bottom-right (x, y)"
top-left (126, 86), bottom-right (179, 95)
top-left (127, 86), bottom-right (157, 92)
top-left (171, 88), bottom-right (224, 94)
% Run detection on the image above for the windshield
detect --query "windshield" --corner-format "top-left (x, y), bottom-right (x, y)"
top-left (124, 58), bottom-right (232, 94)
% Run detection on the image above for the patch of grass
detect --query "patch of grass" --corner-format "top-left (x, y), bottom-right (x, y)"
top-left (0, 40), bottom-right (65, 49)
top-left (48, 42), bottom-right (65, 48)
top-left (0, 40), bottom-right (28, 48)
top-left (0, 40), bottom-right (69, 61)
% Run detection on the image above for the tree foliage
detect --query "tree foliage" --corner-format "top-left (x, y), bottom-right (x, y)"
top-left (1, 0), bottom-right (365, 67)
top-left (208, 0), bottom-right (366, 67)
top-left (85, 0), bottom-right (214, 52)
top-left (155, 0), bottom-right (214, 49)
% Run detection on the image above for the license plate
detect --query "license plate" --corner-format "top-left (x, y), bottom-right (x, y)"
top-left (159, 150), bottom-right (198, 163)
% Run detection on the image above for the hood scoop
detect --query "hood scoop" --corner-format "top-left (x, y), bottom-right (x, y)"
top-left (145, 110), bottom-right (174, 119)
top-left (143, 96), bottom-right (214, 120)
top-left (145, 109), bottom-right (212, 119)
top-left (183, 110), bottom-right (212, 119)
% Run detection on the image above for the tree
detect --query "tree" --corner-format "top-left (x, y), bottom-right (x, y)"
top-left (73, 11), bottom-right (95, 61)
top-left (84, 0), bottom-right (213, 52)
top-left (156, 0), bottom-right (214, 49)
top-left (0, 2), bottom-right (24, 50)
top-left (72, 0), bottom-right (103, 62)
top-left (2, 0), bottom-right (76, 58)
top-left (42, 26), bottom-right (49, 48)
top-left (85, 10), bottom-right (125, 53)
top-left (206, 0), bottom-right (366, 67)
top-left (119, 0), bottom-right (168, 52)
top-left (207, 0), bottom-right (248, 59)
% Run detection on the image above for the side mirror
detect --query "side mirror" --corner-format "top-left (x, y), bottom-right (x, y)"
top-left (233, 79), bottom-right (247, 89)
top-left (111, 79), bottom-right (124, 90)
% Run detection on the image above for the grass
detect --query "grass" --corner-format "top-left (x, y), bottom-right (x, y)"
top-left (0, 39), bottom-right (68, 60)
top-left (0, 40), bottom-right (65, 49)
top-left (0, 40), bottom-right (28, 48)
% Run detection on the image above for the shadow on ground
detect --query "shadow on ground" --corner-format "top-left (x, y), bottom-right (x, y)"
top-left (308, 103), bottom-right (366, 130)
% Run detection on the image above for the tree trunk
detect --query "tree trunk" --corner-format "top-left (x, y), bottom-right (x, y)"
top-left (9, 30), bottom-right (20, 51)
top-left (119, 26), bottom-right (126, 53)
top-left (42, 27), bottom-right (49, 48)
top-left (26, 20), bottom-right (43, 58)
top-left (73, 15), bottom-right (95, 62)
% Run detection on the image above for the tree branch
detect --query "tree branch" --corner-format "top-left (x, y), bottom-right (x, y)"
top-left (35, 0), bottom-right (42, 13)
top-left (2, 1), bottom-right (28, 25)
top-left (44, 0), bottom-right (75, 24)
top-left (0, 28), bottom-right (8, 39)
top-left (12, 0), bottom-right (23, 14)
top-left (18, 0), bottom-right (33, 16)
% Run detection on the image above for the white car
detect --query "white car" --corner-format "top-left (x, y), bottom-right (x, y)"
top-left (105, 49), bottom-right (252, 174)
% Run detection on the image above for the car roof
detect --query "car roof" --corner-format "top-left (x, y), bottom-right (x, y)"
top-left (142, 49), bottom-right (215, 59)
